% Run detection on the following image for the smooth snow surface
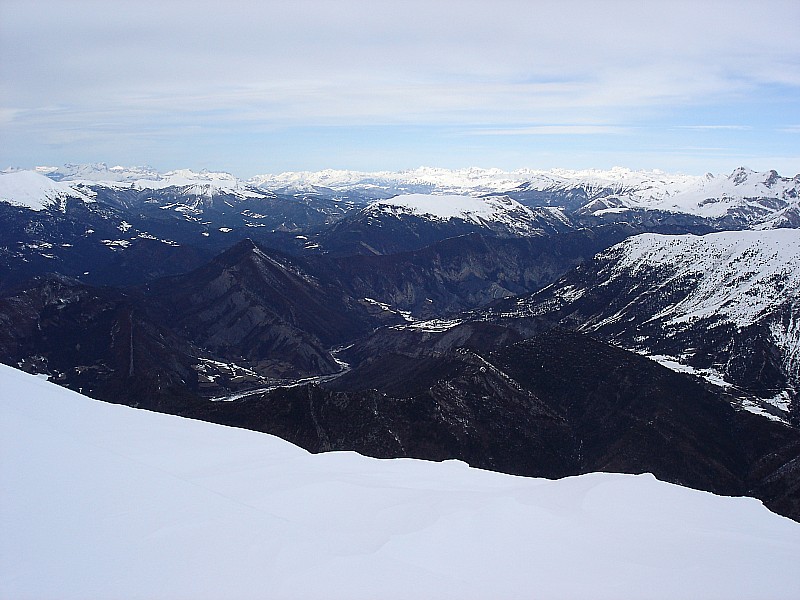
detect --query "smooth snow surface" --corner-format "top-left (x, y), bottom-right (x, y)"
top-left (2, 364), bottom-right (799, 600)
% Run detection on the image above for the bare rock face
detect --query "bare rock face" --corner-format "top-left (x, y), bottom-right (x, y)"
top-left (321, 226), bottom-right (635, 319)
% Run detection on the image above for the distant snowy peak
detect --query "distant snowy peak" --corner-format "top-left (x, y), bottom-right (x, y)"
top-left (252, 166), bottom-right (708, 196)
top-left (0, 170), bottom-right (92, 211)
top-left (632, 168), bottom-right (800, 220)
top-left (38, 163), bottom-right (162, 182)
top-left (511, 166), bottom-right (800, 220)
top-left (39, 163), bottom-right (268, 199)
top-left (251, 167), bottom-right (532, 195)
top-left (129, 169), bottom-right (267, 199)
top-left (519, 166), bottom-right (705, 195)
top-left (365, 194), bottom-right (570, 235)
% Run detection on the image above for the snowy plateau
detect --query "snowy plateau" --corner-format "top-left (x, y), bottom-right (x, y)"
top-left (2, 363), bottom-right (799, 600)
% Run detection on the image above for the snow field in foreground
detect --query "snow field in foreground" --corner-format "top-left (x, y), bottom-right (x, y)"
top-left (1, 363), bottom-right (799, 600)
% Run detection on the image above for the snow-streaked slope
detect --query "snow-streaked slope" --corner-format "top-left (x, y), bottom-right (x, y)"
top-left (0, 170), bottom-right (92, 211)
top-left (488, 228), bottom-right (800, 415)
top-left (2, 364), bottom-right (799, 600)
top-left (365, 193), bottom-right (569, 235)
top-left (605, 229), bottom-right (800, 327)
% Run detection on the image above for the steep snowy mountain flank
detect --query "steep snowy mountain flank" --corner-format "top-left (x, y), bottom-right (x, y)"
top-left (2, 364), bottom-right (799, 600)
top-left (599, 230), bottom-right (800, 328)
top-left (487, 229), bottom-right (800, 419)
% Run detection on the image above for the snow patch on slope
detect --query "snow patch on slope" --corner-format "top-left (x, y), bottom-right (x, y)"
top-left (643, 353), bottom-right (789, 422)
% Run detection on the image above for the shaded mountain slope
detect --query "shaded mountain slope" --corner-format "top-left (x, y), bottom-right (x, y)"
top-left (321, 225), bottom-right (636, 318)
top-left (0, 275), bottom-right (201, 411)
top-left (143, 239), bottom-right (398, 377)
top-left (312, 194), bottom-right (574, 257)
top-left (192, 348), bottom-right (576, 479)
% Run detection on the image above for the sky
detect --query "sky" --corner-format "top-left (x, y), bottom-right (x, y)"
top-left (1, 0), bottom-right (799, 178)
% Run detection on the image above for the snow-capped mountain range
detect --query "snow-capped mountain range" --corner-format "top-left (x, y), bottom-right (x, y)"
top-left (3, 363), bottom-right (799, 600)
top-left (251, 165), bottom-right (707, 196)
top-left (3, 163), bottom-right (799, 227)
top-left (251, 165), bottom-right (800, 226)
top-left (37, 163), bottom-right (266, 198)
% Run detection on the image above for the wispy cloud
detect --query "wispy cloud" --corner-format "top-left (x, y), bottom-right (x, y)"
top-left (470, 125), bottom-right (628, 136)
top-left (779, 126), bottom-right (800, 133)
top-left (673, 125), bottom-right (753, 131)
